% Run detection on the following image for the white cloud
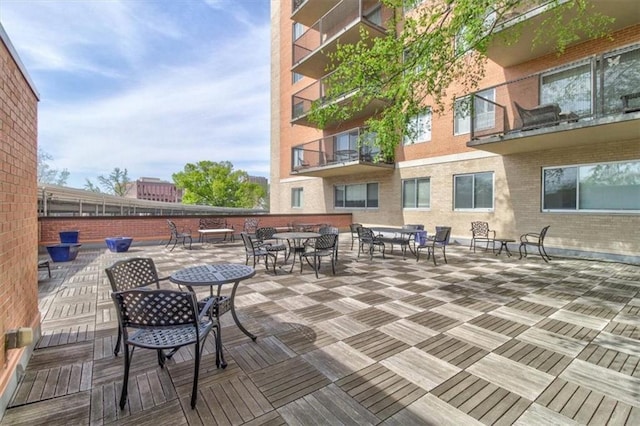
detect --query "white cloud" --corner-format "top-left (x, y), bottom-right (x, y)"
top-left (0, 0), bottom-right (271, 188)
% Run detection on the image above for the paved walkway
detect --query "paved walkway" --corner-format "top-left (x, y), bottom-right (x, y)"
top-left (2, 237), bottom-right (639, 425)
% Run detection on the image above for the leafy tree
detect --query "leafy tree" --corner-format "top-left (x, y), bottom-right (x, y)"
top-left (172, 161), bottom-right (266, 208)
top-left (308, 0), bottom-right (613, 161)
top-left (37, 149), bottom-right (69, 185)
top-left (85, 167), bottom-right (130, 196)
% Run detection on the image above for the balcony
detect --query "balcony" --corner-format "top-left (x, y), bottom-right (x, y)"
top-left (292, 0), bottom-right (389, 79)
top-left (291, 71), bottom-right (388, 127)
top-left (486, 0), bottom-right (640, 67)
top-left (290, 127), bottom-right (394, 177)
top-left (467, 43), bottom-right (640, 155)
top-left (291, 0), bottom-right (341, 27)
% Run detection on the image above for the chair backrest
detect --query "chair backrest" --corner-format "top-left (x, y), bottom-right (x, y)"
top-left (240, 232), bottom-right (258, 254)
top-left (243, 218), bottom-right (260, 234)
top-left (112, 289), bottom-right (198, 330)
top-left (349, 223), bottom-right (362, 236)
top-left (319, 226), bottom-right (339, 235)
top-left (434, 226), bottom-right (452, 245)
top-left (167, 219), bottom-right (178, 236)
top-left (313, 233), bottom-right (338, 250)
top-left (357, 226), bottom-right (375, 242)
top-left (256, 227), bottom-right (277, 241)
top-left (199, 218), bottom-right (226, 229)
top-left (539, 225), bottom-right (551, 243)
top-left (471, 221), bottom-right (490, 237)
top-left (105, 257), bottom-right (161, 292)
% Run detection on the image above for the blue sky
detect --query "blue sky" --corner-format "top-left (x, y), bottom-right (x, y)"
top-left (0, 0), bottom-right (271, 189)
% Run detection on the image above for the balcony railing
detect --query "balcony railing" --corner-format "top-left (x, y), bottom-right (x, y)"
top-left (470, 43), bottom-right (640, 141)
top-left (291, 127), bottom-right (393, 174)
top-left (291, 0), bottom-right (341, 27)
top-left (292, 0), bottom-right (388, 79)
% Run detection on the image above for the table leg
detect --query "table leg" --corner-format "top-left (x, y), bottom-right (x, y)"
top-left (230, 280), bottom-right (257, 341)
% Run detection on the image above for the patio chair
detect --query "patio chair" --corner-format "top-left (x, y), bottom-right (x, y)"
top-left (240, 232), bottom-right (277, 273)
top-left (318, 225), bottom-right (340, 260)
top-left (519, 225), bottom-right (551, 263)
top-left (349, 223), bottom-right (362, 250)
top-left (470, 221), bottom-right (496, 253)
top-left (357, 226), bottom-right (386, 260)
top-left (166, 220), bottom-right (192, 251)
top-left (514, 101), bottom-right (561, 131)
top-left (105, 257), bottom-right (170, 356)
top-left (300, 233), bottom-right (338, 278)
top-left (416, 226), bottom-right (451, 265)
top-left (255, 226), bottom-right (288, 261)
top-left (111, 289), bottom-right (216, 409)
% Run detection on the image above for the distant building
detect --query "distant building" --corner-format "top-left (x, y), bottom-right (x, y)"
top-left (125, 177), bottom-right (183, 203)
top-left (248, 175), bottom-right (268, 192)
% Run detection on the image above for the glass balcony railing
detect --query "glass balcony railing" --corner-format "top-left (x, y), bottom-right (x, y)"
top-left (291, 127), bottom-right (391, 172)
top-left (469, 43), bottom-right (640, 140)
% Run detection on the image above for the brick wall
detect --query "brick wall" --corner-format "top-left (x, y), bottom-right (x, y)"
top-left (38, 214), bottom-right (353, 245)
top-left (0, 32), bottom-right (40, 401)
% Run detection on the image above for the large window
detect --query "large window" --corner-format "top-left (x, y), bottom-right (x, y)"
top-left (541, 61), bottom-right (592, 117)
top-left (293, 22), bottom-right (305, 40)
top-left (293, 147), bottom-right (305, 168)
top-left (291, 188), bottom-right (303, 208)
top-left (334, 183), bottom-right (379, 208)
top-left (454, 89), bottom-right (495, 135)
top-left (454, 172), bottom-right (494, 210)
top-left (403, 109), bottom-right (431, 145)
top-left (403, 178), bottom-right (430, 208)
top-left (543, 160), bottom-right (640, 212)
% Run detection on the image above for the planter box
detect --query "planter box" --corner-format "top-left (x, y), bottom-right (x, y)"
top-left (105, 237), bottom-right (133, 253)
top-left (47, 243), bottom-right (82, 262)
top-left (59, 231), bottom-right (80, 244)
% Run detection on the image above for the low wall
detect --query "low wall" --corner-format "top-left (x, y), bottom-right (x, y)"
top-left (38, 214), bottom-right (353, 246)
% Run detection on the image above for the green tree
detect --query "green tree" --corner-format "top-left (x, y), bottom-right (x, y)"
top-left (308, 0), bottom-right (612, 160)
top-left (85, 167), bottom-right (130, 196)
top-left (37, 149), bottom-right (69, 185)
top-left (172, 161), bottom-right (266, 208)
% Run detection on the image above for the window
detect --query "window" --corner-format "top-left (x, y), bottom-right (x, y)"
top-left (292, 72), bottom-right (303, 84)
top-left (293, 147), bottom-right (305, 168)
top-left (403, 109), bottom-right (432, 145)
top-left (291, 188), bottom-right (303, 208)
top-left (402, 178), bottom-right (430, 208)
top-left (454, 89), bottom-right (495, 135)
top-left (541, 61), bottom-right (592, 117)
top-left (293, 22), bottom-right (305, 41)
top-left (543, 160), bottom-right (640, 212)
top-left (334, 183), bottom-right (379, 208)
top-left (454, 172), bottom-right (494, 210)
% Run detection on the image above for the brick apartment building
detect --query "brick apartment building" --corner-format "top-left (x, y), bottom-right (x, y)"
top-left (269, 0), bottom-right (640, 263)
top-left (0, 24), bottom-right (40, 418)
top-left (124, 177), bottom-right (183, 203)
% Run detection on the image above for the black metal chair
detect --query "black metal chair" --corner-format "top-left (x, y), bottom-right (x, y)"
top-left (519, 225), bottom-right (551, 262)
top-left (243, 218), bottom-right (260, 237)
top-left (166, 219), bottom-right (192, 251)
top-left (240, 232), bottom-right (277, 272)
top-left (470, 221), bottom-right (495, 253)
top-left (357, 226), bottom-right (386, 260)
top-left (111, 289), bottom-right (215, 409)
top-left (349, 223), bottom-right (362, 250)
top-left (300, 233), bottom-right (338, 278)
top-left (416, 226), bottom-right (451, 265)
top-left (38, 260), bottom-right (51, 278)
top-left (105, 257), bottom-right (170, 356)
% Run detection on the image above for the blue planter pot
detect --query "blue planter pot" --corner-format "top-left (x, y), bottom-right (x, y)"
top-left (59, 231), bottom-right (80, 244)
top-left (47, 243), bottom-right (82, 262)
top-left (105, 237), bottom-right (133, 253)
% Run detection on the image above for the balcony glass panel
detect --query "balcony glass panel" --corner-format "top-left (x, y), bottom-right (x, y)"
top-left (541, 62), bottom-right (592, 117)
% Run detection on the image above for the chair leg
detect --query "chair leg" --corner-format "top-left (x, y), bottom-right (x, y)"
top-left (157, 349), bottom-right (166, 368)
top-left (539, 245), bottom-right (550, 262)
top-left (431, 247), bottom-right (437, 266)
top-left (114, 330), bottom-right (122, 356)
top-left (518, 243), bottom-right (526, 259)
top-left (314, 256), bottom-right (319, 279)
top-left (191, 341), bottom-right (201, 409)
top-left (442, 246), bottom-right (448, 264)
top-left (119, 345), bottom-right (133, 409)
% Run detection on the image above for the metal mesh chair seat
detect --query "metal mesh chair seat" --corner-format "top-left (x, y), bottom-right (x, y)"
top-left (197, 295), bottom-right (232, 318)
top-left (128, 321), bottom-right (213, 349)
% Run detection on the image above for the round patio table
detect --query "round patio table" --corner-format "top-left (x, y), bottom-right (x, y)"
top-left (169, 263), bottom-right (256, 368)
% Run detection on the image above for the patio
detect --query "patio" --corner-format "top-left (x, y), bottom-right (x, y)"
top-left (2, 236), bottom-right (639, 425)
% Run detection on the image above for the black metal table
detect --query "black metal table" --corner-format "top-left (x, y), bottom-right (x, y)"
top-left (494, 238), bottom-right (516, 257)
top-left (272, 232), bottom-right (320, 272)
top-left (370, 227), bottom-right (421, 259)
top-left (169, 263), bottom-right (256, 368)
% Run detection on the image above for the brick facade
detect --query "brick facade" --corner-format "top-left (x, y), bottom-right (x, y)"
top-left (271, 1), bottom-right (640, 262)
top-left (0, 25), bottom-right (40, 413)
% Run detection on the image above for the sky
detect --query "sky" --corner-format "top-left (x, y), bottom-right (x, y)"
top-left (0, 0), bottom-right (271, 189)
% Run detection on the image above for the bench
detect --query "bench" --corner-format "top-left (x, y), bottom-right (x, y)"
top-left (198, 218), bottom-right (235, 243)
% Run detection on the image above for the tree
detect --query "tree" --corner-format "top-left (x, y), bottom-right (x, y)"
top-left (308, 0), bottom-right (613, 161)
top-left (37, 149), bottom-right (69, 185)
top-left (85, 167), bottom-right (130, 196)
top-left (172, 161), bottom-right (266, 208)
